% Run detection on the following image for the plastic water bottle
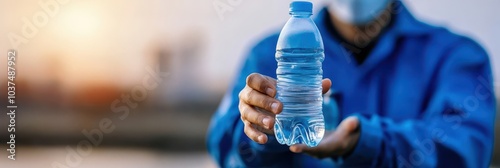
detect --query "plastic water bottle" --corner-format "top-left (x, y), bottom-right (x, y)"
top-left (274, 1), bottom-right (325, 147)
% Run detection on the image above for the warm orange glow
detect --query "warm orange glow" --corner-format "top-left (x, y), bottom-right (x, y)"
top-left (51, 3), bottom-right (103, 39)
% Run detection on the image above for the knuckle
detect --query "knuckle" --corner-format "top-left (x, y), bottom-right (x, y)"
top-left (249, 110), bottom-right (260, 123)
top-left (247, 73), bottom-right (267, 91)
top-left (243, 125), bottom-right (250, 136)
top-left (246, 73), bottom-right (258, 84)
top-left (239, 86), bottom-right (249, 100)
top-left (260, 98), bottom-right (272, 110)
top-left (259, 82), bottom-right (268, 93)
top-left (255, 114), bottom-right (265, 125)
top-left (243, 120), bottom-right (251, 127)
top-left (240, 116), bottom-right (245, 122)
top-left (240, 106), bottom-right (249, 120)
top-left (239, 101), bottom-right (248, 113)
top-left (246, 89), bottom-right (256, 103)
top-left (238, 90), bottom-right (244, 99)
top-left (238, 101), bottom-right (243, 111)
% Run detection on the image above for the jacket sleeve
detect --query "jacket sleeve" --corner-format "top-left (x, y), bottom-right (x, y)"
top-left (339, 39), bottom-right (496, 167)
top-left (206, 44), bottom-right (294, 167)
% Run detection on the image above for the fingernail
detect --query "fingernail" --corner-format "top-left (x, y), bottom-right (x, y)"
top-left (290, 146), bottom-right (301, 153)
top-left (263, 117), bottom-right (271, 129)
top-left (258, 135), bottom-right (265, 143)
top-left (266, 88), bottom-right (274, 97)
top-left (271, 102), bottom-right (278, 112)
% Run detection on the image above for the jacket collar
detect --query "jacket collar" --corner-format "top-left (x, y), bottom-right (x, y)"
top-left (314, 1), bottom-right (436, 74)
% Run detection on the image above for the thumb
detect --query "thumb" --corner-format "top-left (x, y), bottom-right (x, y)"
top-left (289, 144), bottom-right (307, 153)
top-left (337, 116), bottom-right (359, 133)
top-left (322, 78), bottom-right (332, 94)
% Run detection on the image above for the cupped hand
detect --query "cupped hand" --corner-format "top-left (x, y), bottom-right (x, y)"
top-left (289, 116), bottom-right (360, 158)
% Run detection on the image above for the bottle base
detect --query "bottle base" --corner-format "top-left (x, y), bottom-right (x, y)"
top-left (274, 116), bottom-right (325, 147)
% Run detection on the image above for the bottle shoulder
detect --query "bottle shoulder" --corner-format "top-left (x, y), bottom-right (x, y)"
top-left (277, 17), bottom-right (324, 50)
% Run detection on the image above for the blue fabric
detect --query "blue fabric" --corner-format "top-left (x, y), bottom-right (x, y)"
top-left (207, 2), bottom-right (495, 167)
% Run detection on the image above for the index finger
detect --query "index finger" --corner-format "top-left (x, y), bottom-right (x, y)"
top-left (246, 73), bottom-right (277, 97)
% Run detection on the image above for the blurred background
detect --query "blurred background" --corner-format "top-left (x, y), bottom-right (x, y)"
top-left (0, 0), bottom-right (498, 167)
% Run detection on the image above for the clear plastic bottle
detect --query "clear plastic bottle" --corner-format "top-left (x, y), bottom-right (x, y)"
top-left (274, 1), bottom-right (325, 147)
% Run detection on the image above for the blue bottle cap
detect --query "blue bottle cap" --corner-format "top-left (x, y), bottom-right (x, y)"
top-left (290, 1), bottom-right (313, 13)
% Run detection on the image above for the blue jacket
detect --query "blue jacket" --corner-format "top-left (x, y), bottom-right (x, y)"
top-left (207, 2), bottom-right (495, 167)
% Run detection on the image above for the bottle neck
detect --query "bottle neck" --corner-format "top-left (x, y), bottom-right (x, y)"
top-left (290, 11), bottom-right (312, 18)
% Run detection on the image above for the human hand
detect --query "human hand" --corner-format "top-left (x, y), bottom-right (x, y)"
top-left (239, 73), bottom-right (332, 144)
top-left (289, 116), bottom-right (360, 158)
